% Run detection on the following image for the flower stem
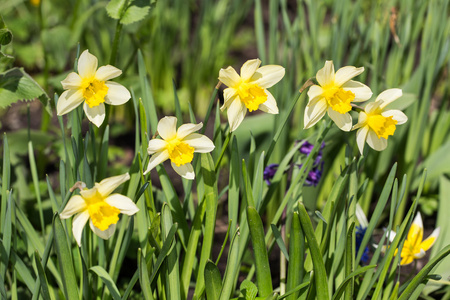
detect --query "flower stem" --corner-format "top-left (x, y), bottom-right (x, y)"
top-left (215, 131), bottom-right (232, 172)
top-left (109, 21), bottom-right (123, 65)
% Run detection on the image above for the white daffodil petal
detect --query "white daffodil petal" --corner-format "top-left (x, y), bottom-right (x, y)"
top-left (171, 162), bottom-right (195, 180)
top-left (78, 50), bottom-right (98, 79)
top-left (61, 72), bottom-right (82, 89)
top-left (157, 116), bottom-right (178, 140)
top-left (352, 111), bottom-right (368, 130)
top-left (365, 102), bottom-right (382, 114)
top-left (227, 98), bottom-right (247, 132)
top-left (307, 85), bottom-right (324, 103)
top-left (72, 211), bottom-right (90, 247)
top-left (304, 98), bottom-right (327, 129)
top-left (90, 220), bottom-right (116, 240)
top-left (366, 130), bottom-right (387, 151)
top-left (176, 123), bottom-right (203, 140)
top-left (342, 80), bottom-right (372, 102)
top-left (355, 203), bottom-right (369, 227)
top-left (327, 108), bottom-right (352, 131)
top-left (240, 59), bottom-right (261, 81)
top-left (376, 88), bottom-right (402, 109)
top-left (251, 65), bottom-right (285, 88)
top-left (147, 139), bottom-right (168, 155)
top-left (60, 195), bottom-right (87, 219)
top-left (79, 186), bottom-right (98, 199)
top-left (356, 126), bottom-right (369, 155)
top-left (219, 66), bottom-right (240, 87)
top-left (57, 89), bottom-right (85, 116)
top-left (104, 82), bottom-right (131, 105)
top-left (105, 194), bottom-right (139, 215)
top-left (84, 102), bottom-right (106, 128)
top-left (316, 61), bottom-right (335, 87)
top-left (334, 66), bottom-right (364, 86)
top-left (258, 89), bottom-right (279, 114)
top-left (95, 65), bottom-right (122, 81)
top-left (223, 88), bottom-right (237, 106)
top-left (143, 150), bottom-right (170, 175)
top-left (183, 133), bottom-right (215, 153)
top-left (382, 110), bottom-right (408, 125)
top-left (97, 173), bottom-right (130, 197)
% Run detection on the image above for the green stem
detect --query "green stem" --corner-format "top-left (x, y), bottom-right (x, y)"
top-left (109, 21), bottom-right (124, 65)
top-left (214, 131), bottom-right (232, 172)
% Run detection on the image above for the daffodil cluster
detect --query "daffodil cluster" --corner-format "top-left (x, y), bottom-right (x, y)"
top-left (304, 61), bottom-right (408, 154)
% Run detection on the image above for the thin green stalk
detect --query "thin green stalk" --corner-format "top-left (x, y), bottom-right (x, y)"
top-left (215, 131), bottom-right (232, 172)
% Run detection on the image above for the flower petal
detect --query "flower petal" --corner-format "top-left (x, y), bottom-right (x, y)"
top-left (57, 89), bottom-right (84, 116)
top-left (221, 88), bottom-right (237, 112)
top-left (157, 116), bottom-right (178, 140)
top-left (104, 82), bottom-right (131, 105)
top-left (90, 220), bottom-right (116, 240)
top-left (352, 111), bottom-right (368, 131)
top-left (356, 126), bottom-right (369, 155)
top-left (327, 108), bottom-right (352, 131)
top-left (78, 50), bottom-right (98, 79)
top-left (382, 110), bottom-right (408, 125)
top-left (219, 66), bottom-right (240, 87)
top-left (334, 66), bottom-right (364, 87)
top-left (408, 212), bottom-right (424, 246)
top-left (258, 89), bottom-right (279, 114)
top-left (72, 211), bottom-right (90, 247)
top-left (104, 194), bottom-right (139, 215)
top-left (376, 89), bottom-right (402, 109)
top-left (304, 98), bottom-right (327, 129)
top-left (316, 61), bottom-right (335, 87)
top-left (413, 248), bottom-right (426, 259)
top-left (61, 72), bottom-right (82, 90)
top-left (227, 97), bottom-right (247, 132)
top-left (355, 203), bottom-right (369, 227)
top-left (143, 150), bottom-right (170, 175)
top-left (79, 186), bottom-right (98, 199)
top-left (171, 162), bottom-right (195, 180)
top-left (95, 65), bottom-right (122, 81)
top-left (251, 65), bottom-right (285, 88)
top-left (240, 59), bottom-right (261, 81)
top-left (366, 130), bottom-right (387, 151)
top-left (400, 255), bottom-right (414, 266)
top-left (420, 227), bottom-right (440, 252)
top-left (183, 133), bottom-right (215, 153)
top-left (147, 139), bottom-right (168, 155)
top-left (341, 80), bottom-right (372, 102)
top-left (60, 195), bottom-right (87, 219)
top-left (97, 173), bottom-right (130, 198)
top-left (177, 122), bottom-right (203, 140)
top-left (84, 102), bottom-right (105, 128)
top-left (307, 85), bottom-right (324, 102)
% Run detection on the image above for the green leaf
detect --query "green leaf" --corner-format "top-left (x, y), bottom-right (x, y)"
top-left (332, 265), bottom-right (377, 300)
top-left (90, 266), bottom-right (122, 300)
top-left (34, 252), bottom-right (51, 300)
top-left (53, 214), bottom-right (79, 300)
top-left (106, 0), bottom-right (128, 19)
top-left (120, 0), bottom-right (151, 25)
top-left (204, 261), bottom-right (222, 300)
top-left (0, 68), bottom-right (51, 114)
top-left (0, 15), bottom-right (12, 46)
top-left (240, 279), bottom-right (258, 300)
top-left (138, 249), bottom-right (154, 300)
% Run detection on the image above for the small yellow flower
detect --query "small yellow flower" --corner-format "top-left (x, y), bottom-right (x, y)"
top-left (219, 59), bottom-right (285, 132)
top-left (352, 89), bottom-right (407, 154)
top-left (304, 60), bottom-right (372, 131)
top-left (60, 173), bottom-right (138, 246)
top-left (393, 213), bottom-right (440, 265)
top-left (30, 0), bottom-right (40, 6)
top-left (143, 116), bottom-right (215, 180)
top-left (57, 50), bottom-right (131, 127)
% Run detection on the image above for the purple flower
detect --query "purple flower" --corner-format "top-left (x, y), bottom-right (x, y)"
top-left (356, 225), bottom-right (370, 264)
top-left (263, 164), bottom-right (279, 185)
top-left (298, 140), bottom-right (315, 155)
top-left (297, 161), bottom-right (324, 187)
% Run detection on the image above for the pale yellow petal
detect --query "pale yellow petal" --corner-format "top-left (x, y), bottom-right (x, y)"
top-left (258, 89), bottom-right (278, 114)
top-left (250, 65), bottom-right (285, 88)
top-left (307, 85), bottom-right (324, 103)
top-left (143, 150), bottom-right (170, 175)
top-left (366, 130), bottom-right (387, 151)
top-left (147, 139), bottom-right (168, 155)
top-left (61, 72), bottom-right (82, 90)
top-left (240, 59), bottom-right (261, 81)
top-left (95, 65), bottom-right (122, 81)
top-left (219, 66), bottom-right (240, 87)
top-left (104, 82), bottom-right (131, 105)
top-left (57, 89), bottom-right (84, 116)
top-left (376, 89), bottom-right (402, 110)
top-left (327, 108), bottom-right (352, 132)
top-left (356, 126), bottom-right (369, 155)
top-left (60, 195), bottom-right (87, 219)
top-left (90, 220), bottom-right (116, 240)
top-left (83, 102), bottom-right (105, 128)
top-left (304, 98), bottom-right (327, 129)
top-left (227, 98), bottom-right (247, 132)
top-left (171, 162), bottom-right (195, 180)
top-left (183, 133), bottom-right (215, 153)
top-left (72, 211), bottom-right (90, 247)
top-left (177, 122), bottom-right (203, 140)
top-left (104, 194), bottom-right (139, 215)
top-left (157, 116), bottom-right (178, 140)
top-left (341, 80), bottom-right (372, 102)
top-left (316, 61), bottom-right (335, 87)
top-left (78, 50), bottom-right (98, 79)
top-left (334, 66), bottom-right (364, 87)
top-left (97, 173), bottom-right (130, 197)
top-left (381, 110), bottom-right (408, 125)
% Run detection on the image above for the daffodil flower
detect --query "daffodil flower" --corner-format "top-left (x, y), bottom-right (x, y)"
top-left (57, 50), bottom-right (131, 127)
top-left (143, 116), bottom-right (215, 180)
top-left (304, 60), bottom-right (372, 131)
top-left (391, 212), bottom-right (440, 265)
top-left (219, 59), bottom-right (285, 132)
top-left (352, 88), bottom-right (407, 154)
top-left (60, 173), bottom-right (138, 247)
